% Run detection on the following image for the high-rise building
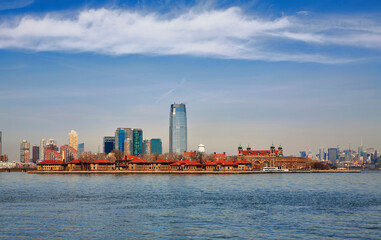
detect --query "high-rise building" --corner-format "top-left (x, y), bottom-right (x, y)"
top-left (328, 148), bottom-right (338, 164)
top-left (24, 150), bottom-right (30, 163)
top-left (124, 138), bottom-right (132, 156)
top-left (169, 103), bottom-right (187, 153)
top-left (115, 128), bottom-right (132, 153)
top-left (20, 140), bottom-right (30, 162)
top-left (103, 137), bottom-right (115, 155)
top-left (150, 138), bottom-right (162, 155)
top-left (143, 139), bottom-right (151, 155)
top-left (32, 145), bottom-right (39, 163)
top-left (40, 139), bottom-right (46, 161)
top-left (133, 129), bottom-right (143, 156)
top-left (69, 130), bottom-right (78, 151)
top-left (0, 131), bottom-right (2, 159)
top-left (46, 138), bottom-right (58, 151)
top-left (78, 143), bottom-right (85, 154)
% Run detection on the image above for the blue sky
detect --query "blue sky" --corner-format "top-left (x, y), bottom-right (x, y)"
top-left (1, 0), bottom-right (381, 161)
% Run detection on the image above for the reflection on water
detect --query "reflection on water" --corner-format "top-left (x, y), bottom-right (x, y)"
top-left (1, 172), bottom-right (380, 239)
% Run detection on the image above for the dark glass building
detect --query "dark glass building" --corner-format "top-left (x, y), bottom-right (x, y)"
top-left (169, 103), bottom-right (187, 153)
top-left (150, 138), bottom-right (162, 155)
top-left (133, 129), bottom-right (143, 156)
top-left (103, 137), bottom-right (115, 155)
top-left (32, 145), bottom-right (39, 163)
top-left (78, 143), bottom-right (85, 154)
top-left (328, 148), bottom-right (338, 164)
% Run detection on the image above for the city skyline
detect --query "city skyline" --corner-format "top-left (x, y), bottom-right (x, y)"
top-left (0, 0), bottom-right (380, 161)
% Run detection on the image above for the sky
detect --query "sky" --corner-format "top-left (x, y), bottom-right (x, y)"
top-left (1, 0), bottom-right (381, 161)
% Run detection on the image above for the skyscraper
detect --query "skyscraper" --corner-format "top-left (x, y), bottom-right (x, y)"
top-left (69, 130), bottom-right (78, 151)
top-left (133, 129), bottom-right (143, 156)
top-left (77, 143), bottom-right (84, 154)
top-left (124, 138), bottom-right (132, 156)
top-left (150, 138), bottom-right (162, 155)
top-left (103, 137), bottom-right (115, 155)
top-left (143, 139), bottom-right (151, 155)
top-left (20, 140), bottom-right (30, 162)
top-left (328, 148), bottom-right (338, 164)
top-left (40, 139), bottom-right (46, 161)
top-left (169, 103), bottom-right (187, 153)
top-left (32, 145), bottom-right (39, 163)
top-left (115, 128), bottom-right (132, 153)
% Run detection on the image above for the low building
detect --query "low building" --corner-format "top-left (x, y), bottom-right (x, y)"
top-left (37, 160), bottom-right (65, 171)
top-left (235, 159), bottom-right (251, 171)
top-left (128, 158), bottom-right (150, 171)
top-left (170, 160), bottom-right (202, 171)
top-left (89, 160), bottom-right (115, 171)
top-left (67, 160), bottom-right (89, 171)
top-left (204, 160), bottom-right (237, 171)
top-left (151, 159), bottom-right (174, 171)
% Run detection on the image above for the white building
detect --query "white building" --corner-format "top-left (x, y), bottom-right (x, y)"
top-left (69, 130), bottom-right (78, 151)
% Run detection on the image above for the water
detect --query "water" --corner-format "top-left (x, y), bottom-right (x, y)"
top-left (1, 172), bottom-right (380, 239)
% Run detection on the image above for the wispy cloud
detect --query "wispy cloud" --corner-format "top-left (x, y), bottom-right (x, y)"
top-left (0, 7), bottom-right (380, 63)
top-left (0, 0), bottom-right (34, 11)
top-left (156, 79), bottom-right (186, 103)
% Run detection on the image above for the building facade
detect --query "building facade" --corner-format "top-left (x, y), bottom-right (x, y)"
top-left (0, 131), bottom-right (2, 160)
top-left (133, 129), bottom-right (143, 156)
top-left (20, 140), bottom-right (30, 162)
top-left (24, 150), bottom-right (30, 163)
top-left (143, 139), bottom-right (151, 155)
top-left (328, 148), bottom-right (338, 164)
top-left (150, 138), bottom-right (162, 155)
top-left (40, 139), bottom-right (46, 161)
top-left (69, 130), bottom-right (78, 151)
top-left (103, 137), bottom-right (115, 155)
top-left (169, 103), bottom-right (187, 153)
top-left (60, 145), bottom-right (79, 162)
top-left (77, 143), bottom-right (85, 154)
top-left (124, 138), bottom-right (132, 156)
top-left (32, 145), bottom-right (39, 163)
top-left (115, 128), bottom-right (132, 153)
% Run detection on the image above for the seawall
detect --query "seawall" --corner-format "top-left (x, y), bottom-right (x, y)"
top-left (28, 170), bottom-right (361, 174)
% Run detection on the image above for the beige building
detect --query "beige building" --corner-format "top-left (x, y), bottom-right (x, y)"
top-left (69, 130), bottom-right (78, 151)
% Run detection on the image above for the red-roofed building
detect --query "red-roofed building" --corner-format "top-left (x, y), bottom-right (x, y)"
top-left (182, 151), bottom-right (197, 160)
top-left (212, 152), bottom-right (227, 161)
top-left (89, 160), bottom-right (115, 171)
top-left (37, 160), bottom-right (65, 171)
top-left (170, 160), bottom-right (202, 171)
top-left (204, 160), bottom-right (237, 171)
top-left (235, 159), bottom-right (251, 171)
top-left (67, 160), bottom-right (89, 171)
top-left (128, 158), bottom-right (150, 171)
top-left (151, 159), bottom-right (174, 171)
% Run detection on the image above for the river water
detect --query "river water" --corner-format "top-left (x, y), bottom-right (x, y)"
top-left (1, 172), bottom-right (380, 239)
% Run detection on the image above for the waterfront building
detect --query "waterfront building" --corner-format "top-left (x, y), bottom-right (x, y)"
top-left (20, 140), bottom-right (30, 162)
top-left (32, 145), bottom-right (39, 163)
top-left (170, 160), bottom-right (202, 171)
top-left (237, 144), bottom-right (310, 170)
top-left (115, 128), bottom-right (132, 153)
top-left (169, 103), bottom-right (187, 153)
top-left (78, 143), bottom-right (85, 154)
top-left (60, 145), bottom-right (79, 162)
top-left (150, 138), bottom-right (162, 155)
top-left (69, 130), bottom-right (78, 151)
top-left (143, 139), bottom-right (151, 155)
top-left (328, 148), bottom-right (338, 164)
top-left (89, 160), bottom-right (115, 171)
top-left (24, 150), bottom-right (30, 163)
top-left (103, 137), bottom-right (115, 155)
top-left (37, 160), bottom-right (65, 171)
top-left (40, 139), bottom-right (46, 161)
top-left (124, 138), bottom-right (132, 156)
top-left (133, 129), bottom-right (143, 156)
top-left (151, 159), bottom-right (174, 171)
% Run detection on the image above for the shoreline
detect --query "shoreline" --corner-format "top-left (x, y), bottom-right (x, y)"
top-left (28, 170), bottom-right (361, 174)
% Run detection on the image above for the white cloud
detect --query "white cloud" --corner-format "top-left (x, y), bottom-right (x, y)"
top-left (0, 7), bottom-right (380, 63)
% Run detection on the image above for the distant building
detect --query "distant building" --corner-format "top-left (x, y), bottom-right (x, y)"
top-left (46, 139), bottom-right (58, 151)
top-left (24, 150), bottom-right (30, 163)
top-left (115, 128), bottom-right (132, 153)
top-left (133, 129), bottom-right (143, 156)
top-left (69, 130), bottom-right (78, 151)
top-left (328, 148), bottom-right (338, 164)
top-left (78, 143), bottom-right (85, 154)
top-left (197, 144), bottom-right (205, 153)
top-left (60, 145), bottom-right (78, 162)
top-left (124, 138), bottom-right (132, 156)
top-left (40, 139), bottom-right (46, 161)
top-left (44, 150), bottom-right (62, 161)
top-left (32, 145), bottom-right (39, 163)
top-left (299, 151), bottom-right (307, 158)
top-left (20, 140), bottom-right (30, 162)
top-left (103, 137), bottom-right (115, 155)
top-left (169, 103), bottom-right (187, 153)
top-left (150, 138), bottom-right (162, 155)
top-left (143, 139), bottom-right (151, 155)
top-left (1, 154), bottom-right (8, 162)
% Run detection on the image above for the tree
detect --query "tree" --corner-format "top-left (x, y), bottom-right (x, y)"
top-left (111, 150), bottom-right (124, 160)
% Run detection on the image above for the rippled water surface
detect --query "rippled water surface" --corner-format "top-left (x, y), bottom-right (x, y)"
top-left (1, 172), bottom-right (381, 239)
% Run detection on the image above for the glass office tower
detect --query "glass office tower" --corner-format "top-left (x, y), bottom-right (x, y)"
top-left (133, 129), bottom-right (143, 156)
top-left (169, 103), bottom-right (187, 153)
top-left (150, 138), bottom-right (162, 155)
top-left (103, 137), bottom-right (115, 155)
